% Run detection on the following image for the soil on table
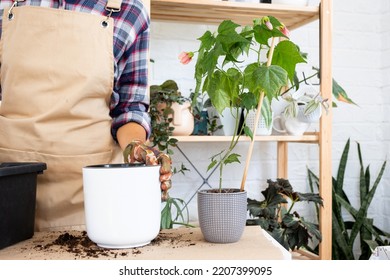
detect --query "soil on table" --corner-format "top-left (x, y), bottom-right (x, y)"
top-left (31, 230), bottom-right (195, 259)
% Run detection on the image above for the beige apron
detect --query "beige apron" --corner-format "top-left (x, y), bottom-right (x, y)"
top-left (0, 0), bottom-right (123, 231)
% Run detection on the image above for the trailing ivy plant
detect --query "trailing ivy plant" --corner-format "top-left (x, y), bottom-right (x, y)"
top-left (247, 178), bottom-right (323, 251)
top-left (307, 138), bottom-right (390, 259)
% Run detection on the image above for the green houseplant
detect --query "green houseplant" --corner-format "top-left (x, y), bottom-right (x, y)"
top-left (181, 16), bottom-right (306, 191)
top-left (308, 139), bottom-right (389, 259)
top-left (149, 79), bottom-right (189, 155)
top-left (180, 16), bottom-right (306, 243)
top-left (247, 178), bottom-right (323, 252)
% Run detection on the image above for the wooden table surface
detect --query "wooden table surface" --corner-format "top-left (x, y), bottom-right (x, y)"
top-left (0, 226), bottom-right (291, 260)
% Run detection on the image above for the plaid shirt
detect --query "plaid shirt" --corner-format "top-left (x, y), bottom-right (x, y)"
top-left (0, 0), bottom-right (151, 140)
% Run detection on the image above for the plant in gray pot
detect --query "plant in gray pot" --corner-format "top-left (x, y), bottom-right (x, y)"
top-left (180, 16), bottom-right (306, 243)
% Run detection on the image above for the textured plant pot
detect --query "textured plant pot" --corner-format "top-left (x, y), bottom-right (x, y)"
top-left (197, 189), bottom-right (247, 243)
top-left (246, 110), bottom-right (274, 136)
top-left (82, 163), bottom-right (161, 249)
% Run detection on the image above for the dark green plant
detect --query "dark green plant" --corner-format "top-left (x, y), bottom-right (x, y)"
top-left (149, 80), bottom-right (188, 155)
top-left (247, 178), bottom-right (323, 251)
top-left (307, 138), bottom-right (390, 259)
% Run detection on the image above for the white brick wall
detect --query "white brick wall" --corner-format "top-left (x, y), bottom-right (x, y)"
top-left (150, 0), bottom-right (390, 234)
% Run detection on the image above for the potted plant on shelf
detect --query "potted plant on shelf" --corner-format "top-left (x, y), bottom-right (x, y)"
top-left (281, 83), bottom-right (329, 124)
top-left (180, 16), bottom-right (306, 243)
top-left (149, 79), bottom-right (192, 155)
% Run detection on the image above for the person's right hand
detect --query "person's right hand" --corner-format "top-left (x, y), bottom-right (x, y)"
top-left (123, 140), bottom-right (172, 201)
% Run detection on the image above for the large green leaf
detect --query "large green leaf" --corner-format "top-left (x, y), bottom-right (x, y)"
top-left (250, 65), bottom-right (288, 98)
top-left (205, 71), bottom-right (231, 113)
top-left (272, 40), bottom-right (306, 83)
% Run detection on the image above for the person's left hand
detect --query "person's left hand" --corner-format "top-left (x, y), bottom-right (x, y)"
top-left (123, 140), bottom-right (172, 201)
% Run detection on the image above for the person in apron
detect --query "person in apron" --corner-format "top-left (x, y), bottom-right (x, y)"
top-left (0, 0), bottom-right (171, 231)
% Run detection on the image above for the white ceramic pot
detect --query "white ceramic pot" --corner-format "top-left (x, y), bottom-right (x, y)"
top-left (297, 103), bottom-right (322, 123)
top-left (170, 101), bottom-right (194, 136)
top-left (273, 115), bottom-right (310, 136)
top-left (208, 107), bottom-right (241, 136)
top-left (82, 163), bottom-right (161, 249)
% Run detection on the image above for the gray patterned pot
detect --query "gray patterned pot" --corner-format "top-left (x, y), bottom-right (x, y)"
top-left (197, 189), bottom-right (247, 243)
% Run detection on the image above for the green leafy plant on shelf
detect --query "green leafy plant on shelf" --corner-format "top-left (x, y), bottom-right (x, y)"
top-left (308, 138), bottom-right (390, 259)
top-left (181, 16), bottom-right (307, 191)
top-left (247, 178), bottom-right (323, 251)
top-left (149, 79), bottom-right (189, 155)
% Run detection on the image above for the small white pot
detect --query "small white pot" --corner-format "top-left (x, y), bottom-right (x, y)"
top-left (82, 163), bottom-right (161, 249)
top-left (208, 107), bottom-right (241, 136)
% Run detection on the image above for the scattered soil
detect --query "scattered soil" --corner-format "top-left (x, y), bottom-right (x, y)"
top-left (34, 231), bottom-right (121, 259)
top-left (31, 230), bottom-right (196, 259)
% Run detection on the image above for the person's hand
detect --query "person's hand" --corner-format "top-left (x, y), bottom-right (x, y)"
top-left (123, 140), bottom-right (172, 201)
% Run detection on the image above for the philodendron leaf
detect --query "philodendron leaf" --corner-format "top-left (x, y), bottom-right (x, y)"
top-left (251, 65), bottom-right (288, 99)
top-left (272, 40), bottom-right (306, 83)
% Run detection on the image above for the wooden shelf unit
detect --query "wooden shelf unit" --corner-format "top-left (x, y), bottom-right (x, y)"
top-left (150, 0), bottom-right (333, 260)
top-left (173, 133), bottom-right (319, 143)
top-left (151, 0), bottom-right (319, 29)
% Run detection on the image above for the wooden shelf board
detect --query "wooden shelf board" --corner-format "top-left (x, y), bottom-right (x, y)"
top-left (172, 132), bottom-right (319, 143)
top-left (151, 0), bottom-right (319, 29)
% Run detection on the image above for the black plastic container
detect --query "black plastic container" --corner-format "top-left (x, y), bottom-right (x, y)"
top-left (0, 162), bottom-right (47, 249)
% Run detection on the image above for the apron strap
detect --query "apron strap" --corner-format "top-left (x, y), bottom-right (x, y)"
top-left (106, 0), bottom-right (123, 11)
top-left (10, 0), bottom-right (123, 13)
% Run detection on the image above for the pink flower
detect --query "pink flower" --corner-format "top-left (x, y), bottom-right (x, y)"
top-left (279, 24), bottom-right (290, 37)
top-left (262, 16), bottom-right (273, 30)
top-left (178, 51), bottom-right (194, 65)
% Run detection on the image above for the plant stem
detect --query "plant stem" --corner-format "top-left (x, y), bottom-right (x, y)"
top-left (240, 37), bottom-right (276, 192)
top-left (218, 107), bottom-right (242, 191)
